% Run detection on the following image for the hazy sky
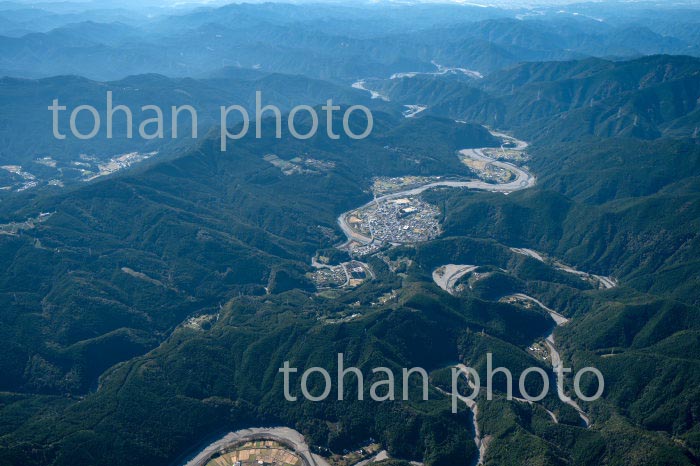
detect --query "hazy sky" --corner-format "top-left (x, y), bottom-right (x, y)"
top-left (8, 0), bottom-right (700, 13)
top-left (10, 0), bottom-right (682, 5)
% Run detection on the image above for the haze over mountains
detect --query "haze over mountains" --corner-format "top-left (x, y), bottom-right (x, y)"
top-left (0, 1), bottom-right (699, 466)
top-left (1, 0), bottom-right (700, 78)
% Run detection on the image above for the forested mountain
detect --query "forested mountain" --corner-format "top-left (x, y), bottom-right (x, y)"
top-left (378, 55), bottom-right (700, 140)
top-left (0, 71), bottom-right (384, 195)
top-left (0, 2), bottom-right (699, 466)
top-left (0, 113), bottom-right (493, 394)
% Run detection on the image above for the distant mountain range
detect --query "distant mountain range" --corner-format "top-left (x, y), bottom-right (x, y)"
top-left (0, 2), bottom-right (699, 80)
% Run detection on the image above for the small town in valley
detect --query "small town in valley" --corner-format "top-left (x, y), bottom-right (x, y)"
top-left (309, 260), bottom-right (373, 290)
top-left (347, 197), bottom-right (440, 246)
top-left (204, 440), bottom-right (303, 466)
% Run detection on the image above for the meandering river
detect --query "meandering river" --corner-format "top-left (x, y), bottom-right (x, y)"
top-left (337, 132), bottom-right (535, 246)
